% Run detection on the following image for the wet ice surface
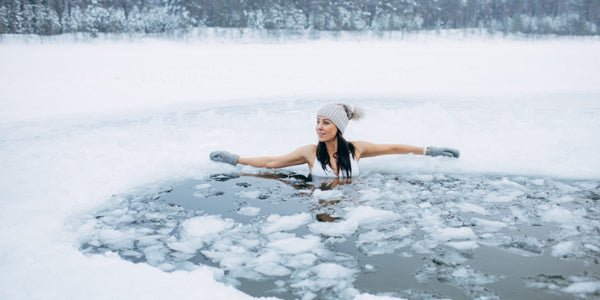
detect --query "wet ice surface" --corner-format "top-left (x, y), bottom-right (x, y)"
top-left (78, 171), bottom-right (600, 299)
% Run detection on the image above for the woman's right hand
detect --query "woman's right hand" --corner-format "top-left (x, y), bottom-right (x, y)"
top-left (209, 151), bottom-right (239, 165)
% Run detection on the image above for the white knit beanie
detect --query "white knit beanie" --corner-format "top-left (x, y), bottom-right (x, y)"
top-left (317, 103), bottom-right (364, 135)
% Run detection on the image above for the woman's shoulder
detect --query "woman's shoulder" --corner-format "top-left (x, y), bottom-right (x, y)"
top-left (291, 144), bottom-right (317, 157)
top-left (298, 144), bottom-right (318, 154)
top-left (297, 144), bottom-right (317, 167)
top-left (349, 141), bottom-right (371, 151)
top-left (349, 141), bottom-right (372, 160)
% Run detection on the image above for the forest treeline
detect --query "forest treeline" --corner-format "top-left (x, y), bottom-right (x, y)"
top-left (1, 0), bottom-right (598, 36)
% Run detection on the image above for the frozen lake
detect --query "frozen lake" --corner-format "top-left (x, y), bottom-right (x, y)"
top-left (1, 34), bottom-right (600, 299)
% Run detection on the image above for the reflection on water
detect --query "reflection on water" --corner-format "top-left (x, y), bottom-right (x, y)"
top-left (79, 171), bottom-right (600, 300)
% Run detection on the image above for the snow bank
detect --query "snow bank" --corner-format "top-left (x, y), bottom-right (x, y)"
top-left (1, 35), bottom-right (599, 299)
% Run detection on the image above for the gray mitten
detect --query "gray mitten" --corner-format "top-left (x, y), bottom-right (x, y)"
top-left (426, 146), bottom-right (460, 158)
top-left (209, 151), bottom-right (239, 165)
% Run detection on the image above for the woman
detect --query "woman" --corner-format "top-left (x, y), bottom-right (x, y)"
top-left (209, 103), bottom-right (459, 178)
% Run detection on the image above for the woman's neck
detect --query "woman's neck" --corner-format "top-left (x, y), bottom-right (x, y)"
top-left (325, 139), bottom-right (338, 156)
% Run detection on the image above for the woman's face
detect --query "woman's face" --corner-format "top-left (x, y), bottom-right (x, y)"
top-left (316, 116), bottom-right (338, 142)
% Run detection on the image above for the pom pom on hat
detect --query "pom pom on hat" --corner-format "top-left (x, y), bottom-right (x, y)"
top-left (351, 106), bottom-right (364, 120)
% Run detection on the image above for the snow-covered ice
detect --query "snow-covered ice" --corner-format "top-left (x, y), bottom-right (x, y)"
top-left (1, 34), bottom-right (600, 300)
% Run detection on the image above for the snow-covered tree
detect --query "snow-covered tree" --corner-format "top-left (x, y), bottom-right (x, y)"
top-left (0, 0), bottom-right (598, 35)
top-left (0, 6), bottom-right (9, 33)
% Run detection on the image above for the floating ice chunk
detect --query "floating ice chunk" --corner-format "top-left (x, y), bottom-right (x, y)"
top-left (183, 215), bottom-right (234, 237)
top-left (120, 250), bottom-right (143, 258)
top-left (262, 213), bottom-right (311, 234)
top-left (364, 264), bottom-right (375, 271)
top-left (554, 181), bottom-right (579, 193)
top-left (98, 229), bottom-right (136, 249)
top-left (142, 244), bottom-right (166, 265)
top-left (359, 188), bottom-right (382, 201)
top-left (509, 206), bottom-right (530, 223)
top-left (116, 214), bottom-right (135, 223)
top-left (551, 241), bottom-right (576, 257)
top-left (502, 236), bottom-right (544, 256)
top-left (449, 266), bottom-right (499, 285)
top-left (167, 240), bottom-right (203, 254)
top-left (411, 240), bottom-right (439, 254)
top-left (553, 195), bottom-right (575, 203)
top-left (419, 202), bottom-right (432, 208)
top-left (237, 190), bottom-right (262, 199)
top-left (541, 206), bottom-right (573, 223)
top-left (238, 238), bottom-right (260, 248)
top-left (195, 183), bottom-right (211, 189)
top-left (167, 215), bottom-right (234, 253)
top-left (137, 234), bottom-right (164, 247)
top-left (447, 241), bottom-right (479, 250)
top-left (255, 250), bottom-right (280, 265)
top-left (291, 263), bottom-right (358, 298)
top-left (418, 210), bottom-right (445, 230)
top-left (238, 206), bottom-right (261, 216)
top-left (255, 263), bottom-right (291, 276)
top-left (344, 206), bottom-right (398, 226)
top-left (144, 212), bottom-right (168, 220)
top-left (219, 253), bottom-right (255, 270)
top-left (456, 202), bottom-right (487, 215)
top-left (286, 253), bottom-right (318, 268)
top-left (407, 174), bottom-right (434, 182)
top-left (562, 281), bottom-right (600, 294)
top-left (484, 190), bottom-right (524, 202)
top-left (431, 251), bottom-right (468, 266)
top-left (452, 267), bottom-right (470, 278)
top-left (158, 263), bottom-right (176, 272)
top-left (314, 262), bottom-right (355, 280)
top-left (490, 177), bottom-right (525, 190)
top-left (431, 227), bottom-right (477, 241)
top-left (584, 244), bottom-right (600, 252)
top-left (268, 235), bottom-right (321, 255)
top-left (309, 206), bottom-right (398, 236)
top-left (531, 179), bottom-right (545, 186)
top-left (356, 227), bottom-right (413, 256)
top-left (358, 230), bottom-right (386, 243)
top-left (354, 293), bottom-right (407, 300)
top-left (472, 218), bottom-right (507, 232)
top-left (312, 189), bottom-right (343, 200)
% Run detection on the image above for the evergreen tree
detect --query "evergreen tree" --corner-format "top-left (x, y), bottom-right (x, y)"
top-left (0, 0), bottom-right (598, 35)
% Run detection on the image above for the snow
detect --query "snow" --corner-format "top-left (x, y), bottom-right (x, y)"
top-left (1, 34), bottom-right (600, 300)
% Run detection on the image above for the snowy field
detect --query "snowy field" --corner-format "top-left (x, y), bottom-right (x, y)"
top-left (1, 33), bottom-right (600, 299)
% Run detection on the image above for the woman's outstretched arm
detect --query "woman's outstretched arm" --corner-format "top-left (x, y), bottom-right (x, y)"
top-left (210, 145), bottom-right (316, 169)
top-left (353, 141), bottom-right (459, 160)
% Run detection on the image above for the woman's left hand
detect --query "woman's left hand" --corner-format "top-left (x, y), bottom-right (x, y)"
top-left (426, 146), bottom-right (460, 158)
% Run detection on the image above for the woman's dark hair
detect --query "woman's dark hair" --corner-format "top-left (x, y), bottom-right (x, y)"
top-left (316, 130), bottom-right (356, 178)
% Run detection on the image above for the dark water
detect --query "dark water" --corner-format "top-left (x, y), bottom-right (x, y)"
top-left (80, 171), bottom-right (600, 299)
